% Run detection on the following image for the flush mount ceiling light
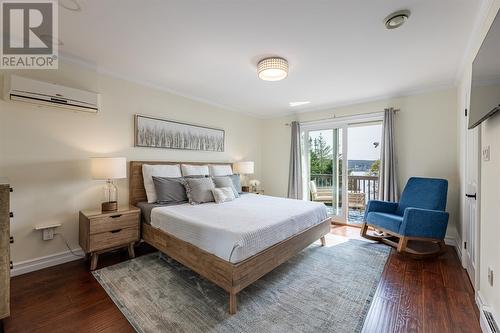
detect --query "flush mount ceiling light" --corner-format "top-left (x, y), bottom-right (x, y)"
top-left (257, 57), bottom-right (288, 81)
top-left (384, 10), bottom-right (410, 29)
top-left (289, 101), bottom-right (310, 107)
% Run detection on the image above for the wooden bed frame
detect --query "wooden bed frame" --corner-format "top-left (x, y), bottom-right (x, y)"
top-left (129, 161), bottom-right (331, 314)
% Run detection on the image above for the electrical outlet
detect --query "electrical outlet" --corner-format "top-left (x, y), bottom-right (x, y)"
top-left (488, 266), bottom-right (494, 286)
top-left (42, 228), bottom-right (54, 241)
top-left (34, 223), bottom-right (61, 241)
top-left (483, 145), bottom-right (491, 161)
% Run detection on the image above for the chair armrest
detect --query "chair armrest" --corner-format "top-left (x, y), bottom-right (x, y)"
top-left (364, 200), bottom-right (398, 219)
top-left (399, 208), bottom-right (449, 239)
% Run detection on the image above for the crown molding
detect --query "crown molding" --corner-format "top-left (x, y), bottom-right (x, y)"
top-left (455, 0), bottom-right (497, 84)
top-left (58, 52), bottom-right (262, 119)
top-left (261, 80), bottom-right (456, 119)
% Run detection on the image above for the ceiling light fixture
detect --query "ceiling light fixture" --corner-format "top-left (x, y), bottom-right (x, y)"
top-left (384, 10), bottom-right (410, 29)
top-left (257, 57), bottom-right (288, 81)
top-left (289, 101), bottom-right (310, 107)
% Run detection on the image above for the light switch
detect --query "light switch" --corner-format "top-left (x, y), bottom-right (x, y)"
top-left (483, 145), bottom-right (491, 162)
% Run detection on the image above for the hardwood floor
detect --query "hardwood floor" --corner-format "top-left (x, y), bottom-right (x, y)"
top-left (3, 227), bottom-right (480, 333)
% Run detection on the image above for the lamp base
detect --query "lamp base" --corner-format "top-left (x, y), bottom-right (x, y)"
top-left (101, 201), bottom-right (118, 213)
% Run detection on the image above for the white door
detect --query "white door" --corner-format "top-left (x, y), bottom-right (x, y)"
top-left (464, 97), bottom-right (480, 289)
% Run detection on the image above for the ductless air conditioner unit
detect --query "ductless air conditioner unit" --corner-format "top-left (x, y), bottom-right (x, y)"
top-left (3, 75), bottom-right (100, 113)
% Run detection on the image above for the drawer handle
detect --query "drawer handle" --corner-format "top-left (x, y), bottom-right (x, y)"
top-left (9, 212), bottom-right (14, 218)
top-left (10, 261), bottom-right (13, 270)
top-left (10, 236), bottom-right (14, 244)
top-left (110, 214), bottom-right (122, 218)
top-left (110, 229), bottom-right (122, 234)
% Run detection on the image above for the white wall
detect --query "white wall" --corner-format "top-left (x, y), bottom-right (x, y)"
top-left (0, 62), bottom-right (263, 264)
top-left (261, 89), bottom-right (459, 238)
top-left (457, 0), bottom-right (500, 321)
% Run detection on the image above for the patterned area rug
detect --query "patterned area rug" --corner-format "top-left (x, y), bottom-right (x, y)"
top-left (93, 234), bottom-right (389, 333)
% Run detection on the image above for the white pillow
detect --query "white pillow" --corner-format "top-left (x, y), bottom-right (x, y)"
top-left (211, 187), bottom-right (236, 204)
top-left (142, 164), bottom-right (182, 203)
top-left (181, 164), bottom-right (209, 177)
top-left (209, 164), bottom-right (233, 177)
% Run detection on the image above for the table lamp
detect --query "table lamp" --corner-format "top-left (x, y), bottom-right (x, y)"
top-left (91, 157), bottom-right (126, 212)
top-left (234, 161), bottom-right (254, 192)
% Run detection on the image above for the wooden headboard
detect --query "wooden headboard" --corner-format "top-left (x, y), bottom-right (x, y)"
top-left (129, 161), bottom-right (233, 205)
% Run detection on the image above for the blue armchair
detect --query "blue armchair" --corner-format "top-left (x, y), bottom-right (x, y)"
top-left (360, 177), bottom-right (449, 257)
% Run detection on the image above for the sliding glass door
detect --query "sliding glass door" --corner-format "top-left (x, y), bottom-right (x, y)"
top-left (302, 114), bottom-right (383, 226)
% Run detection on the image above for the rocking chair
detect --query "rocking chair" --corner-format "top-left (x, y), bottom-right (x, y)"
top-left (360, 177), bottom-right (449, 258)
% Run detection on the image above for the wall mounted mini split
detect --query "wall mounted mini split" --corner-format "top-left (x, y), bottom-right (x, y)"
top-left (34, 223), bottom-right (62, 241)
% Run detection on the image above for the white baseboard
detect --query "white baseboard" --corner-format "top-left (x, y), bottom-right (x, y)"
top-left (444, 234), bottom-right (462, 259)
top-left (476, 291), bottom-right (499, 333)
top-left (11, 248), bottom-right (85, 277)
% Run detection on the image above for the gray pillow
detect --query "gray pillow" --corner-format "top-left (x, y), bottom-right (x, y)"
top-left (183, 177), bottom-right (216, 204)
top-left (228, 174), bottom-right (242, 193)
top-left (212, 176), bottom-right (240, 198)
top-left (152, 177), bottom-right (188, 204)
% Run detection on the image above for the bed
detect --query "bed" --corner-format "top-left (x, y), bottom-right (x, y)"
top-left (130, 161), bottom-right (331, 314)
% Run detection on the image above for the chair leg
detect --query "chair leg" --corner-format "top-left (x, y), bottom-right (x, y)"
top-left (397, 236), bottom-right (408, 253)
top-left (360, 222), bottom-right (368, 238)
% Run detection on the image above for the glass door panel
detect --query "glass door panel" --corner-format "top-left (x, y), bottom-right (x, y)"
top-left (307, 128), bottom-right (346, 222)
top-left (346, 122), bottom-right (382, 225)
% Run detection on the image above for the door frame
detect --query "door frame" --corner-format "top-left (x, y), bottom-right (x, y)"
top-left (461, 86), bottom-right (481, 291)
top-left (301, 112), bottom-right (384, 224)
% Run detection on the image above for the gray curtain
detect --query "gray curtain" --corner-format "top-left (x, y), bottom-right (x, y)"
top-left (379, 108), bottom-right (399, 202)
top-left (287, 121), bottom-right (303, 199)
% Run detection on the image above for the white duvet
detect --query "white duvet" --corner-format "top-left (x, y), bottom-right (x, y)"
top-left (150, 194), bottom-right (328, 263)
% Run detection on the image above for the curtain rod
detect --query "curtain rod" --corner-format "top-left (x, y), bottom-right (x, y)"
top-left (284, 109), bottom-right (400, 127)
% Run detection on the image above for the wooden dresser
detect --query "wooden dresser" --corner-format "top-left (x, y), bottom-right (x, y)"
top-left (0, 179), bottom-right (11, 327)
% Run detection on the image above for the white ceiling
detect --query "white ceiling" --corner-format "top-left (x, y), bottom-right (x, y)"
top-left (59, 0), bottom-right (483, 118)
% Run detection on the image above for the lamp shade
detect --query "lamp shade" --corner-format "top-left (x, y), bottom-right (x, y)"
top-left (234, 161), bottom-right (254, 175)
top-left (91, 157), bottom-right (126, 180)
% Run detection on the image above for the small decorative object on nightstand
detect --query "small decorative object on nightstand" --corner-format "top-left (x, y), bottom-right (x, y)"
top-left (91, 157), bottom-right (126, 213)
top-left (249, 179), bottom-right (260, 192)
top-left (79, 205), bottom-right (140, 271)
top-left (234, 161), bottom-right (254, 192)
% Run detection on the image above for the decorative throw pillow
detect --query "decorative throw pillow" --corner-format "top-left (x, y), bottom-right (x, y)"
top-left (212, 176), bottom-right (240, 197)
top-left (183, 177), bottom-right (216, 204)
top-left (152, 177), bottom-right (188, 204)
top-left (228, 174), bottom-right (242, 193)
top-left (181, 164), bottom-right (210, 177)
top-left (142, 164), bottom-right (182, 203)
top-left (211, 187), bottom-right (236, 204)
top-left (209, 164), bottom-right (233, 177)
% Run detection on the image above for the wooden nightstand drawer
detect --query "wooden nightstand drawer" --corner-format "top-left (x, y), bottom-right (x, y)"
top-left (89, 227), bottom-right (139, 252)
top-left (79, 205), bottom-right (140, 270)
top-left (89, 212), bottom-right (139, 234)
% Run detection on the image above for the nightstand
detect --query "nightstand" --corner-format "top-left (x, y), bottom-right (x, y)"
top-left (242, 188), bottom-right (264, 195)
top-left (250, 189), bottom-right (264, 195)
top-left (79, 205), bottom-right (140, 270)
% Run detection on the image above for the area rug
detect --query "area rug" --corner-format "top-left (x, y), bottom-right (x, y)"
top-left (93, 235), bottom-right (389, 333)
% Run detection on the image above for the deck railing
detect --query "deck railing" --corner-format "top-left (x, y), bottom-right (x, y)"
top-left (310, 174), bottom-right (379, 203)
top-left (348, 175), bottom-right (379, 202)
